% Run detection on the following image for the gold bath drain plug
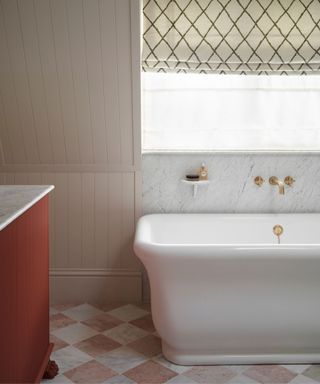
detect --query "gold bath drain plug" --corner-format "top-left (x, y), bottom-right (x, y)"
top-left (273, 224), bottom-right (283, 244)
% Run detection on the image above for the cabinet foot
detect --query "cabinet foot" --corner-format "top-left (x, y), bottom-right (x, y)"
top-left (42, 360), bottom-right (59, 380)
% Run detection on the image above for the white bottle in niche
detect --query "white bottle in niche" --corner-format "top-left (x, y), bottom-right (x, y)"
top-left (199, 163), bottom-right (208, 180)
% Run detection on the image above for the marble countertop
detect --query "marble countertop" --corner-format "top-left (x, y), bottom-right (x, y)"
top-left (0, 185), bottom-right (54, 231)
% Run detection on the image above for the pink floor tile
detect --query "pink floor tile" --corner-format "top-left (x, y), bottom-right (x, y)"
top-left (127, 335), bottom-right (162, 357)
top-left (50, 313), bottom-right (77, 331)
top-left (184, 366), bottom-right (237, 384)
top-left (64, 360), bottom-right (117, 383)
top-left (103, 323), bottom-right (148, 345)
top-left (124, 360), bottom-right (177, 384)
top-left (50, 334), bottom-right (69, 352)
top-left (243, 365), bottom-right (297, 384)
top-left (130, 314), bottom-right (156, 333)
top-left (81, 313), bottom-right (123, 332)
top-left (74, 334), bottom-right (122, 357)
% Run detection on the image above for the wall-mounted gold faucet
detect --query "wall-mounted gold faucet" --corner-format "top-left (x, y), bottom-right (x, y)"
top-left (269, 176), bottom-right (285, 194)
top-left (269, 176), bottom-right (295, 195)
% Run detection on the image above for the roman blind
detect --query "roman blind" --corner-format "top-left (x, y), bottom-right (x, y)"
top-left (142, 0), bottom-right (320, 74)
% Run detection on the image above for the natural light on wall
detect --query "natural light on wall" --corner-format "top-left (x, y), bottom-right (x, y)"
top-left (142, 73), bottom-right (320, 152)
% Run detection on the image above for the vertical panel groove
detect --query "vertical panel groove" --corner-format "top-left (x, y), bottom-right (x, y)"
top-left (16, 0), bottom-right (41, 163)
top-left (32, 0), bottom-right (55, 164)
top-left (114, 0), bottom-right (123, 163)
top-left (48, 0), bottom-right (69, 163)
top-left (97, 0), bottom-right (109, 163)
top-left (0, 93), bottom-right (9, 164)
top-left (0, 0), bottom-right (27, 163)
top-left (64, 0), bottom-right (82, 165)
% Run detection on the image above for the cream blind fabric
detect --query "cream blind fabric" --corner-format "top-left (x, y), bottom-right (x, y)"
top-left (142, 0), bottom-right (320, 74)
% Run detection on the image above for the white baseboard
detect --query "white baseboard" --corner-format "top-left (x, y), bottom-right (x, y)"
top-left (49, 268), bottom-right (142, 304)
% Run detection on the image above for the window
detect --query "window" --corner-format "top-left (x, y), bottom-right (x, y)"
top-left (142, 73), bottom-right (320, 152)
top-left (141, 0), bottom-right (320, 152)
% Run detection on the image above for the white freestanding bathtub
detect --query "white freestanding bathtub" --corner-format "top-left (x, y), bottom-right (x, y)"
top-left (134, 213), bottom-right (320, 365)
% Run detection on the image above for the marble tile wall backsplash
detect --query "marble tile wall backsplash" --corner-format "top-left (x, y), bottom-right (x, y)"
top-left (142, 153), bottom-right (320, 214)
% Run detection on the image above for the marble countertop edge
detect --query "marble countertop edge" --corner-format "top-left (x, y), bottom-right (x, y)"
top-left (0, 185), bottom-right (54, 232)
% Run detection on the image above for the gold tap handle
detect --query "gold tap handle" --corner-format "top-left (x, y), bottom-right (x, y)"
top-left (254, 176), bottom-right (264, 186)
top-left (284, 176), bottom-right (295, 186)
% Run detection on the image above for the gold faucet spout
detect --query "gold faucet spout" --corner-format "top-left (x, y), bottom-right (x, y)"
top-left (269, 176), bottom-right (285, 195)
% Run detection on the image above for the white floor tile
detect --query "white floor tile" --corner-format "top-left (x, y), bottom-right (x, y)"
top-left (281, 365), bottom-right (312, 374)
top-left (289, 374), bottom-right (320, 383)
top-left (103, 323), bottom-right (148, 345)
top-left (62, 303), bottom-right (104, 321)
top-left (107, 304), bottom-right (148, 322)
top-left (166, 375), bottom-right (197, 384)
top-left (51, 346), bottom-right (92, 374)
top-left (97, 346), bottom-right (147, 374)
top-left (228, 373), bottom-right (261, 383)
top-left (52, 323), bottom-right (98, 344)
top-left (103, 374), bottom-right (136, 384)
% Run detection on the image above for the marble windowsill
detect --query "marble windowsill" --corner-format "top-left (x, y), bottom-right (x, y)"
top-left (0, 185), bottom-right (54, 231)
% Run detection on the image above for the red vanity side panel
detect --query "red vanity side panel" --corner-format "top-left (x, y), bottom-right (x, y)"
top-left (0, 196), bottom-right (50, 383)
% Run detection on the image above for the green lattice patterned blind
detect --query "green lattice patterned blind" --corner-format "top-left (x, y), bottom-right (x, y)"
top-left (142, 0), bottom-right (320, 74)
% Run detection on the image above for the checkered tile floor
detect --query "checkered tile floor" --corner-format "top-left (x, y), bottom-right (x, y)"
top-left (44, 303), bottom-right (320, 384)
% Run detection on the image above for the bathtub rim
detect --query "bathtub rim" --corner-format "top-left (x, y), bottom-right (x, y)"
top-left (135, 213), bottom-right (320, 249)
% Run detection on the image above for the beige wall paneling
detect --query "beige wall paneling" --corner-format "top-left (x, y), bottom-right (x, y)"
top-left (100, 0), bottom-right (121, 165)
top-left (81, 173), bottom-right (95, 269)
top-left (130, 0), bottom-right (142, 223)
top-left (12, 172), bottom-right (28, 184)
top-left (66, 0), bottom-right (94, 165)
top-left (0, 0), bottom-right (142, 303)
top-left (52, 173), bottom-right (69, 269)
top-left (17, 0), bottom-right (53, 164)
top-left (0, 95), bottom-right (7, 165)
top-left (115, 0), bottom-right (134, 166)
top-left (0, 1), bottom-right (25, 164)
top-left (50, 0), bottom-right (81, 164)
top-left (82, 0), bottom-right (108, 164)
top-left (4, 173), bottom-right (14, 184)
top-left (94, 173), bottom-right (109, 269)
top-left (67, 173), bottom-right (82, 268)
top-left (121, 172), bottom-right (138, 269)
top-left (129, 0), bottom-right (144, 297)
top-left (34, 0), bottom-right (67, 164)
top-left (0, 173), bottom-right (6, 183)
top-left (107, 172), bottom-right (124, 269)
top-left (41, 173), bottom-right (56, 269)
top-left (1, 0), bottom-right (39, 164)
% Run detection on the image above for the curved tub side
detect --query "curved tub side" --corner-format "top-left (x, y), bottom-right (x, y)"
top-left (133, 215), bottom-right (320, 365)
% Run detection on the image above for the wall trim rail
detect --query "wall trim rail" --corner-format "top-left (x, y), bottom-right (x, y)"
top-left (0, 164), bottom-right (137, 173)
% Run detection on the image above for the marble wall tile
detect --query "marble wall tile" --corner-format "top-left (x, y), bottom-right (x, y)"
top-left (142, 153), bottom-right (320, 214)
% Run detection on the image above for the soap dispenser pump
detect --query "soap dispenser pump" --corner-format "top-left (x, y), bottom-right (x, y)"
top-left (199, 163), bottom-right (208, 180)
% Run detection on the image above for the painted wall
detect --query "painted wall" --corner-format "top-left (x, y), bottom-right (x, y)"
top-left (142, 153), bottom-right (320, 214)
top-left (0, 0), bottom-right (142, 303)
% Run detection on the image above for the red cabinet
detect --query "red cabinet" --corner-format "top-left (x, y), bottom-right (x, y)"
top-left (0, 196), bottom-right (53, 383)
